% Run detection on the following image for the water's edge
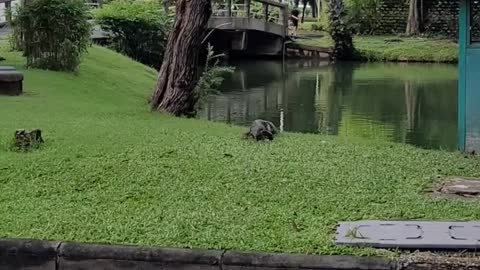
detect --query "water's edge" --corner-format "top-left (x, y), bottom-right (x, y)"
top-left (199, 60), bottom-right (458, 151)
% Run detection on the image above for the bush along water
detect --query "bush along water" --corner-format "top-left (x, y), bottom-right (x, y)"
top-left (194, 43), bottom-right (234, 111)
top-left (12, 0), bottom-right (91, 72)
top-left (94, 0), bottom-right (172, 70)
top-left (328, 0), bottom-right (357, 60)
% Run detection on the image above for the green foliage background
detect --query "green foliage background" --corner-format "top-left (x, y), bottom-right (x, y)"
top-left (12, 0), bottom-right (91, 72)
top-left (94, 0), bottom-right (172, 69)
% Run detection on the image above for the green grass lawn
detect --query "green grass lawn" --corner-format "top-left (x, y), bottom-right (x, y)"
top-left (296, 33), bottom-right (458, 63)
top-left (1, 45), bottom-right (479, 257)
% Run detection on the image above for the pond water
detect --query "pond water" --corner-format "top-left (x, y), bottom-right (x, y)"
top-left (198, 60), bottom-right (458, 151)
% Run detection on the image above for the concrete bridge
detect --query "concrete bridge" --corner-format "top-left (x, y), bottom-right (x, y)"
top-left (206, 0), bottom-right (290, 57)
top-left (209, 0), bottom-right (289, 38)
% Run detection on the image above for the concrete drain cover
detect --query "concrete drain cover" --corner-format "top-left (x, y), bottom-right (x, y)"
top-left (438, 177), bottom-right (480, 198)
top-left (335, 220), bottom-right (480, 250)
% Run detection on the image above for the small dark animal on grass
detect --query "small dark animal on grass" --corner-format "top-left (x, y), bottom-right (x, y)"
top-left (245, 119), bottom-right (278, 141)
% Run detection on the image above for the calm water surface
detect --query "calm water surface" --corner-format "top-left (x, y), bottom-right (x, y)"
top-left (198, 60), bottom-right (458, 151)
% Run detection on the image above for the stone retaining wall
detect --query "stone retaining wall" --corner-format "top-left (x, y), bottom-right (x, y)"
top-left (376, 0), bottom-right (409, 34)
top-left (376, 0), bottom-right (460, 38)
top-left (422, 0), bottom-right (459, 37)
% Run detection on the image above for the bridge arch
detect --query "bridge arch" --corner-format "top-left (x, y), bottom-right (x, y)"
top-left (206, 0), bottom-right (290, 56)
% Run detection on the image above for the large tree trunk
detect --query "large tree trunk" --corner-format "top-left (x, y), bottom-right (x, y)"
top-left (150, 0), bottom-right (211, 116)
top-left (406, 0), bottom-right (419, 35)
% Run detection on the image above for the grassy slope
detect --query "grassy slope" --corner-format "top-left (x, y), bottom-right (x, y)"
top-left (296, 34), bottom-right (458, 63)
top-left (1, 45), bottom-right (480, 257)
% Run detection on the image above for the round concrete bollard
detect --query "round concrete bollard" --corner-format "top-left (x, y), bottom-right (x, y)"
top-left (0, 68), bottom-right (24, 96)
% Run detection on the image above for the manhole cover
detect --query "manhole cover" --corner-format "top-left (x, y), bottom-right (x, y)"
top-left (439, 177), bottom-right (480, 198)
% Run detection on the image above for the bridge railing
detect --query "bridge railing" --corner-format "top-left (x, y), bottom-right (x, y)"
top-left (85, 0), bottom-right (103, 9)
top-left (212, 0), bottom-right (289, 27)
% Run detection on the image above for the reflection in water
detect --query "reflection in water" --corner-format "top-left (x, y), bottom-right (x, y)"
top-left (198, 60), bottom-right (458, 150)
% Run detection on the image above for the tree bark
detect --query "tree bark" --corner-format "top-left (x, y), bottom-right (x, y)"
top-left (150, 0), bottom-right (211, 116)
top-left (406, 0), bottom-right (419, 35)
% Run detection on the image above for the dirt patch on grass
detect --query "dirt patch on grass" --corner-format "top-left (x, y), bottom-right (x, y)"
top-left (398, 252), bottom-right (480, 270)
top-left (429, 177), bottom-right (480, 201)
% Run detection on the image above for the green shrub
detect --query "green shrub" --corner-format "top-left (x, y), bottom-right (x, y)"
top-left (345, 0), bottom-right (383, 35)
top-left (317, 0), bottom-right (331, 32)
top-left (94, 0), bottom-right (172, 69)
top-left (310, 23), bottom-right (324, 32)
top-left (328, 0), bottom-right (356, 60)
top-left (251, 2), bottom-right (280, 23)
top-left (12, 0), bottom-right (91, 72)
top-left (195, 44), bottom-right (234, 108)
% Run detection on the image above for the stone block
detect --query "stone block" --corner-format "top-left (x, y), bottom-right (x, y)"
top-left (222, 251), bottom-right (393, 270)
top-left (58, 242), bottom-right (222, 270)
top-left (0, 239), bottom-right (59, 270)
